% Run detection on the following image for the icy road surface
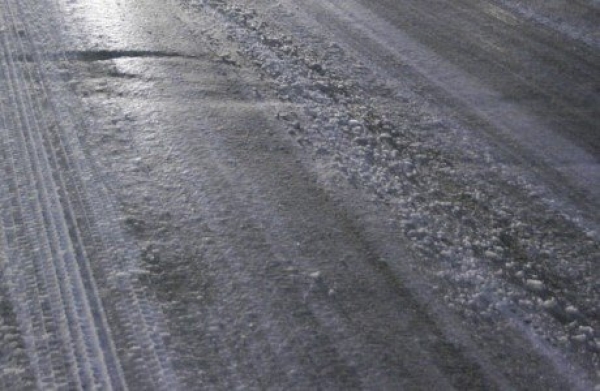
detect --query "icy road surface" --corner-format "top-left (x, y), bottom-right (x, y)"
top-left (0, 0), bottom-right (599, 389)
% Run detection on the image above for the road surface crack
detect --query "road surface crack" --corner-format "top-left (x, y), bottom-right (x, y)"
top-left (65, 49), bottom-right (201, 62)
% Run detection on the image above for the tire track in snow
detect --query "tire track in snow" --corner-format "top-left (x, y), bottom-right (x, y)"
top-left (0, 2), bottom-right (125, 389)
top-left (0, 1), bottom-right (178, 389)
top-left (15, 0), bottom-right (178, 387)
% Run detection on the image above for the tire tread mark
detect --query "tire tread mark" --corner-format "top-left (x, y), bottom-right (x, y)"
top-left (0, 25), bottom-right (87, 391)
top-left (0, 1), bottom-right (126, 389)
top-left (17, 0), bottom-right (177, 386)
top-left (1, 0), bottom-right (179, 389)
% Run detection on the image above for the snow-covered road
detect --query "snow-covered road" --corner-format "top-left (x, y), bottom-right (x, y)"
top-left (0, 0), bottom-right (598, 389)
